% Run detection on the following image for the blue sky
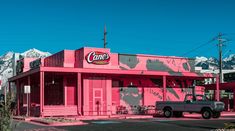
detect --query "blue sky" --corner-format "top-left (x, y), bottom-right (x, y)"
top-left (0, 0), bottom-right (235, 58)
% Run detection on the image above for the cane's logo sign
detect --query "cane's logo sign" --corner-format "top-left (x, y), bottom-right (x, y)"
top-left (85, 51), bottom-right (110, 65)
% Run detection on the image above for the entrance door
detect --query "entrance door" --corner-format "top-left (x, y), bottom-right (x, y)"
top-left (93, 88), bottom-right (103, 115)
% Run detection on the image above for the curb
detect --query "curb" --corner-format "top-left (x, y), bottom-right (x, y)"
top-left (13, 117), bottom-right (33, 121)
top-left (30, 119), bottom-right (88, 126)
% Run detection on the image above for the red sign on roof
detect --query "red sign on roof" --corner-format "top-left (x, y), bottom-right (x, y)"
top-left (85, 51), bottom-right (110, 65)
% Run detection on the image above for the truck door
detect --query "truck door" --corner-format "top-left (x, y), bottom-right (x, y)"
top-left (184, 95), bottom-right (198, 112)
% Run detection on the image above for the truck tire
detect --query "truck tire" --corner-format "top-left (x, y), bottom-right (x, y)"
top-left (201, 109), bottom-right (212, 119)
top-left (174, 111), bottom-right (183, 117)
top-left (164, 108), bottom-right (173, 118)
top-left (212, 112), bottom-right (221, 118)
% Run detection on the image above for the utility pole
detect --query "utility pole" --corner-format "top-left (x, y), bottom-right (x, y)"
top-left (217, 32), bottom-right (225, 83)
top-left (216, 33), bottom-right (232, 83)
top-left (103, 25), bottom-right (107, 48)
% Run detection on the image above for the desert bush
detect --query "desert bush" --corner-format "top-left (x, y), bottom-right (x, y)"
top-left (0, 93), bottom-right (14, 131)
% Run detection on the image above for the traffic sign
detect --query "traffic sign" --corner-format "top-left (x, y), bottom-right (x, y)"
top-left (24, 85), bottom-right (31, 94)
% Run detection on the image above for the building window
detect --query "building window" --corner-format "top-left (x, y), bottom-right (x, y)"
top-left (44, 73), bottom-right (64, 105)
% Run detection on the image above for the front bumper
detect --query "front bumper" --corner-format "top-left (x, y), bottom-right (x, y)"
top-left (213, 104), bottom-right (225, 112)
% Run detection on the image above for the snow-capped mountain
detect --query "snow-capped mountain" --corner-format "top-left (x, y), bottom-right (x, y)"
top-left (0, 49), bottom-right (51, 93)
top-left (195, 56), bottom-right (210, 69)
top-left (21, 48), bottom-right (51, 58)
top-left (0, 52), bottom-right (14, 92)
top-left (195, 55), bottom-right (235, 70)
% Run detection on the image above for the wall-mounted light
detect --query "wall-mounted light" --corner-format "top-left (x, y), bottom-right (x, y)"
top-left (51, 73), bottom-right (55, 85)
top-left (52, 79), bottom-right (55, 85)
top-left (130, 82), bottom-right (133, 86)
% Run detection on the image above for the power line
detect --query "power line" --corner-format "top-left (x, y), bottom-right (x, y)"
top-left (222, 49), bottom-right (232, 58)
top-left (192, 45), bottom-right (217, 58)
top-left (181, 36), bottom-right (218, 57)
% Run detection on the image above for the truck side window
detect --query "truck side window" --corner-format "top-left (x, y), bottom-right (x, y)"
top-left (185, 95), bottom-right (193, 102)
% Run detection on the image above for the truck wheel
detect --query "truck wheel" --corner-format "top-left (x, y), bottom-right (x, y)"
top-left (212, 112), bottom-right (221, 118)
top-left (164, 108), bottom-right (172, 118)
top-left (202, 109), bottom-right (212, 119)
top-left (174, 111), bottom-right (183, 117)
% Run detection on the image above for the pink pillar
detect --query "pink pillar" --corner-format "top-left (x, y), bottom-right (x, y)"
top-left (216, 75), bottom-right (220, 101)
top-left (77, 73), bottom-right (82, 115)
top-left (27, 76), bottom-right (31, 116)
top-left (163, 76), bottom-right (166, 101)
top-left (63, 76), bottom-right (67, 106)
top-left (233, 90), bottom-right (235, 112)
top-left (106, 77), bottom-right (112, 115)
top-left (83, 77), bottom-right (89, 115)
top-left (40, 72), bottom-right (44, 117)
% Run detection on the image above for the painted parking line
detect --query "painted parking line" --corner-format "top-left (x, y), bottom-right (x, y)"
top-left (91, 121), bottom-right (122, 124)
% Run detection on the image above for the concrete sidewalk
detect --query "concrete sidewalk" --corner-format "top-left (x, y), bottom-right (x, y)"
top-left (71, 115), bottom-right (154, 120)
top-left (67, 111), bottom-right (235, 120)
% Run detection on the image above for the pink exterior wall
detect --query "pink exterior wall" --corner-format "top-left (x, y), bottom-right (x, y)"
top-left (74, 48), bottom-right (84, 68)
top-left (65, 76), bottom-right (77, 105)
top-left (44, 51), bottom-right (64, 67)
top-left (38, 47), bottom-right (196, 73)
top-left (23, 58), bottom-right (38, 72)
top-left (44, 50), bottom-right (75, 68)
top-left (118, 54), bottom-right (195, 73)
top-left (64, 50), bottom-right (75, 67)
top-left (16, 58), bottom-right (37, 74)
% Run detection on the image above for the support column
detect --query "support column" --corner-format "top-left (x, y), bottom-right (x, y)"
top-left (106, 77), bottom-right (112, 115)
top-left (16, 80), bottom-right (20, 115)
top-left (77, 73), bottom-right (82, 115)
top-left (163, 76), bottom-right (166, 101)
top-left (64, 76), bottom-right (67, 106)
top-left (233, 90), bottom-right (235, 112)
top-left (216, 75), bottom-right (220, 101)
top-left (27, 76), bottom-right (31, 116)
top-left (40, 72), bottom-right (44, 117)
top-left (83, 77), bottom-right (89, 115)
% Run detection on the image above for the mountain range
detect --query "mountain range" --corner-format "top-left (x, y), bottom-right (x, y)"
top-left (0, 49), bottom-right (50, 93)
top-left (195, 55), bottom-right (235, 70)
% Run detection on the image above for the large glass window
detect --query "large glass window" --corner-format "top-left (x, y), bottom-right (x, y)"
top-left (44, 73), bottom-right (64, 105)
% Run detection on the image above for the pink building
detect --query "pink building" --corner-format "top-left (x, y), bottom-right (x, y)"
top-left (9, 47), bottom-right (217, 117)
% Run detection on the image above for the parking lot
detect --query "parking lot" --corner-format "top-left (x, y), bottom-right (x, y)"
top-left (13, 116), bottom-right (235, 131)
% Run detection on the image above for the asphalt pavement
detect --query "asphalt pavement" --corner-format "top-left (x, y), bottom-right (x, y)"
top-left (12, 116), bottom-right (235, 131)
